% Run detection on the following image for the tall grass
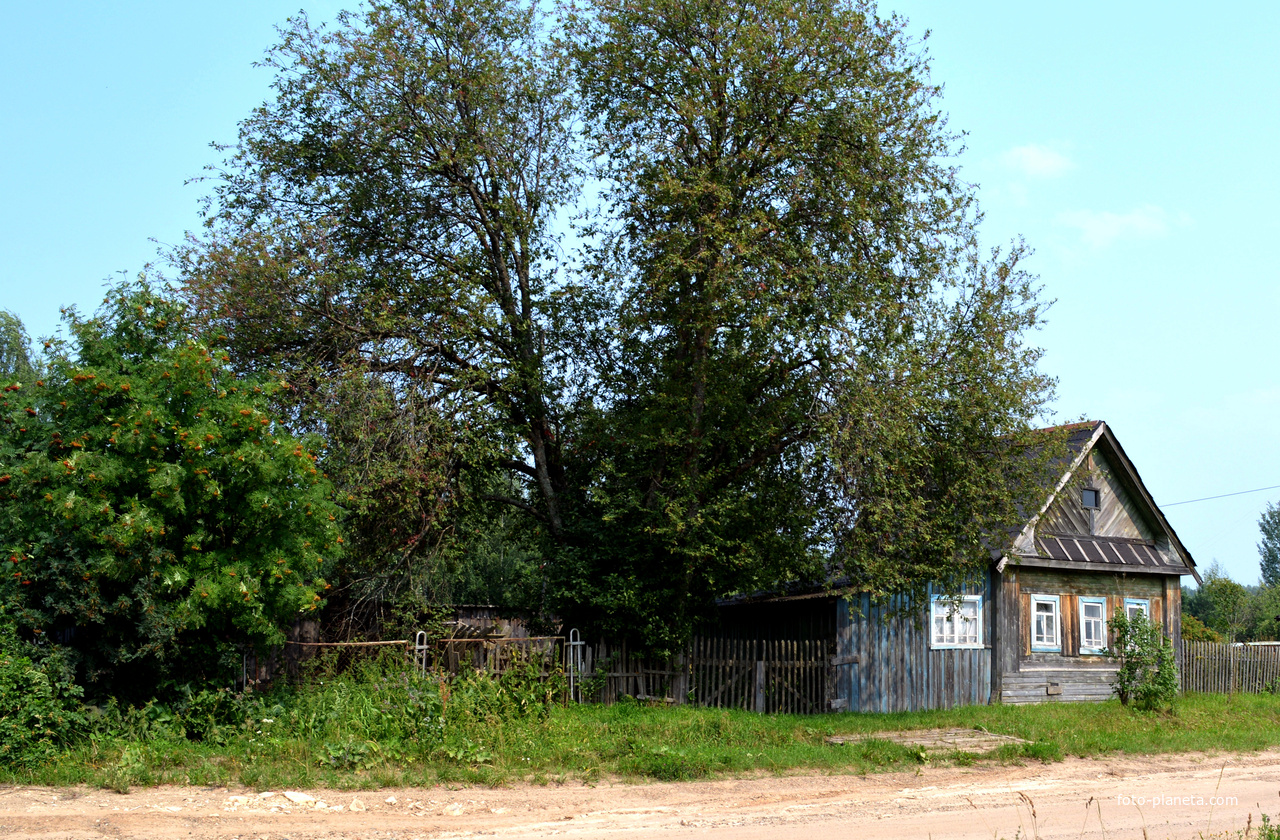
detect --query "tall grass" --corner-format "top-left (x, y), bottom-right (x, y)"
top-left (5, 656), bottom-right (1280, 792)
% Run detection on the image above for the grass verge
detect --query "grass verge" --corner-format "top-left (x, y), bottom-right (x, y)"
top-left (4, 662), bottom-right (1280, 792)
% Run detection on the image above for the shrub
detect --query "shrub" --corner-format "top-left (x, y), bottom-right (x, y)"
top-left (445, 653), bottom-right (566, 723)
top-left (0, 623), bottom-right (84, 767)
top-left (1110, 608), bottom-right (1178, 711)
top-left (0, 282), bottom-right (342, 699)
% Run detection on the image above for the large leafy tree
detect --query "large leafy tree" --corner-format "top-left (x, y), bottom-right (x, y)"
top-left (181, 0), bottom-right (1062, 649)
top-left (0, 284), bottom-right (340, 695)
top-left (557, 0), bottom-right (1060, 645)
top-left (179, 0), bottom-right (577, 627)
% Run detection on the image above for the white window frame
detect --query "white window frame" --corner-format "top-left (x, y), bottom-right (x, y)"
top-left (1031, 594), bottom-right (1061, 652)
top-left (930, 594), bottom-right (983, 650)
top-left (1079, 596), bottom-right (1108, 654)
top-left (1125, 598), bottom-right (1150, 622)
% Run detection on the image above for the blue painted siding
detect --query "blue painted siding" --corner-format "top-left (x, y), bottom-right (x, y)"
top-left (836, 574), bottom-right (994, 712)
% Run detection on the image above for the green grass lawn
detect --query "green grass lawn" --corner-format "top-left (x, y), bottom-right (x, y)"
top-left (8, 683), bottom-right (1280, 792)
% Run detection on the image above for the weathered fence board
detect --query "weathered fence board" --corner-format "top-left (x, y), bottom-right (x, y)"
top-left (572, 636), bottom-right (832, 713)
top-left (1181, 641), bottom-right (1280, 694)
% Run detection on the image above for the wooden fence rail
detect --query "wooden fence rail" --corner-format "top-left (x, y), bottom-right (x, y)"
top-left (275, 632), bottom-right (835, 713)
top-left (1181, 641), bottom-right (1280, 694)
top-left (576, 636), bottom-right (832, 713)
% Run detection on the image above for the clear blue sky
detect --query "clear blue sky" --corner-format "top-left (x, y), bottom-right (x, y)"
top-left (3, 2), bottom-right (1276, 585)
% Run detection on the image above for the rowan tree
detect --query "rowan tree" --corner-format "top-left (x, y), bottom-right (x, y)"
top-left (0, 283), bottom-right (340, 695)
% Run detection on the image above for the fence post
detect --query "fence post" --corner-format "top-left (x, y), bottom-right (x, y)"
top-left (753, 660), bottom-right (765, 713)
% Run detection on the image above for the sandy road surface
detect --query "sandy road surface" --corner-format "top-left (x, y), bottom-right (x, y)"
top-left (3, 750), bottom-right (1280, 840)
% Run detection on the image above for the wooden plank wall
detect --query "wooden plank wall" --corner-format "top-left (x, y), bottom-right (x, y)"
top-left (1000, 668), bottom-right (1117, 704)
top-left (1181, 641), bottom-right (1280, 694)
top-left (1038, 449), bottom-right (1156, 540)
top-left (837, 576), bottom-right (994, 713)
top-left (1014, 569), bottom-right (1164, 660)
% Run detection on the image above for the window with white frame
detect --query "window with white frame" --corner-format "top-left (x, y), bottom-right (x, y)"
top-left (1079, 597), bottom-right (1108, 654)
top-left (1125, 598), bottom-right (1150, 621)
top-left (1031, 595), bottom-right (1061, 651)
top-left (931, 595), bottom-right (983, 649)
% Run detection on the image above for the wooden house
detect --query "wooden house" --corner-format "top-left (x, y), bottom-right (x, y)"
top-left (716, 420), bottom-right (1199, 711)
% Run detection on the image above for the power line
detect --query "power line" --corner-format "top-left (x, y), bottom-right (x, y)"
top-left (1163, 484), bottom-right (1280, 508)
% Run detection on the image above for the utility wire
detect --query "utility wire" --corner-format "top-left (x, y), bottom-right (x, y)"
top-left (1163, 484), bottom-right (1280, 508)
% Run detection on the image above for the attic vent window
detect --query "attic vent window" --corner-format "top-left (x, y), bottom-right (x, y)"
top-left (1082, 488), bottom-right (1100, 509)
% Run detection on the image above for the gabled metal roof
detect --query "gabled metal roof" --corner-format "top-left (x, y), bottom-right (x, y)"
top-left (1003, 420), bottom-right (1199, 582)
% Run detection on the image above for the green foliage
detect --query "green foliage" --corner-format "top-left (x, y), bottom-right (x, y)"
top-left (0, 310), bottom-right (39, 387)
top-left (1248, 585), bottom-right (1280, 642)
top-left (1187, 563), bottom-right (1254, 642)
top-left (16, 684), bottom-right (1280, 789)
top-left (1184, 564), bottom-right (1280, 643)
top-left (179, 0), bottom-right (1063, 650)
top-left (1110, 608), bottom-right (1178, 711)
top-left (179, 0), bottom-right (575, 629)
top-left (0, 282), bottom-right (341, 696)
top-left (276, 656), bottom-right (447, 752)
top-left (446, 655), bottom-right (566, 724)
top-left (1261, 503), bottom-right (1280, 588)
top-left (1258, 813), bottom-right (1280, 840)
top-left (1181, 612), bottom-right (1223, 643)
top-left (556, 0), bottom-right (1063, 646)
top-left (0, 616), bottom-right (84, 767)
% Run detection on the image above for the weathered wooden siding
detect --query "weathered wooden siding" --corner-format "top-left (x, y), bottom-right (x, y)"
top-left (1016, 568), bottom-right (1164, 661)
top-left (1039, 450), bottom-right (1156, 540)
top-left (836, 576), bottom-right (993, 713)
top-left (1001, 668), bottom-right (1117, 704)
top-left (999, 567), bottom-right (1177, 704)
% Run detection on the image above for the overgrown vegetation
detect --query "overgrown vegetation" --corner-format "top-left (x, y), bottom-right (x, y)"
top-left (0, 285), bottom-right (341, 698)
top-left (1110, 608), bottom-right (1179, 710)
top-left (5, 0), bottom-right (1072, 719)
top-left (1183, 560), bottom-right (1280, 643)
top-left (173, 0), bottom-right (1067, 652)
top-left (0, 614), bottom-right (84, 768)
top-left (4, 655), bottom-right (1280, 790)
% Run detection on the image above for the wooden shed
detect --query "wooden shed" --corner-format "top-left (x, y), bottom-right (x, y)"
top-left (717, 420), bottom-right (1199, 711)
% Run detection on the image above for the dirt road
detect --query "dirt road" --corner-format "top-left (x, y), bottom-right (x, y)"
top-left (3, 749), bottom-right (1279, 839)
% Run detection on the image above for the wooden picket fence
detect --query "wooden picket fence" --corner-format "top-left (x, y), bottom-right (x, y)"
top-left (573, 636), bottom-right (832, 713)
top-left (689, 637), bottom-right (831, 714)
top-left (573, 640), bottom-right (690, 704)
top-left (1181, 641), bottom-right (1280, 694)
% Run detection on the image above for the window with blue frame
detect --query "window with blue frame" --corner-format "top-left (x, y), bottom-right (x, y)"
top-left (1079, 596), bottom-right (1108, 654)
top-left (1031, 594), bottom-right (1061, 652)
top-left (1125, 598), bottom-right (1150, 621)
top-left (930, 594), bottom-right (983, 649)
